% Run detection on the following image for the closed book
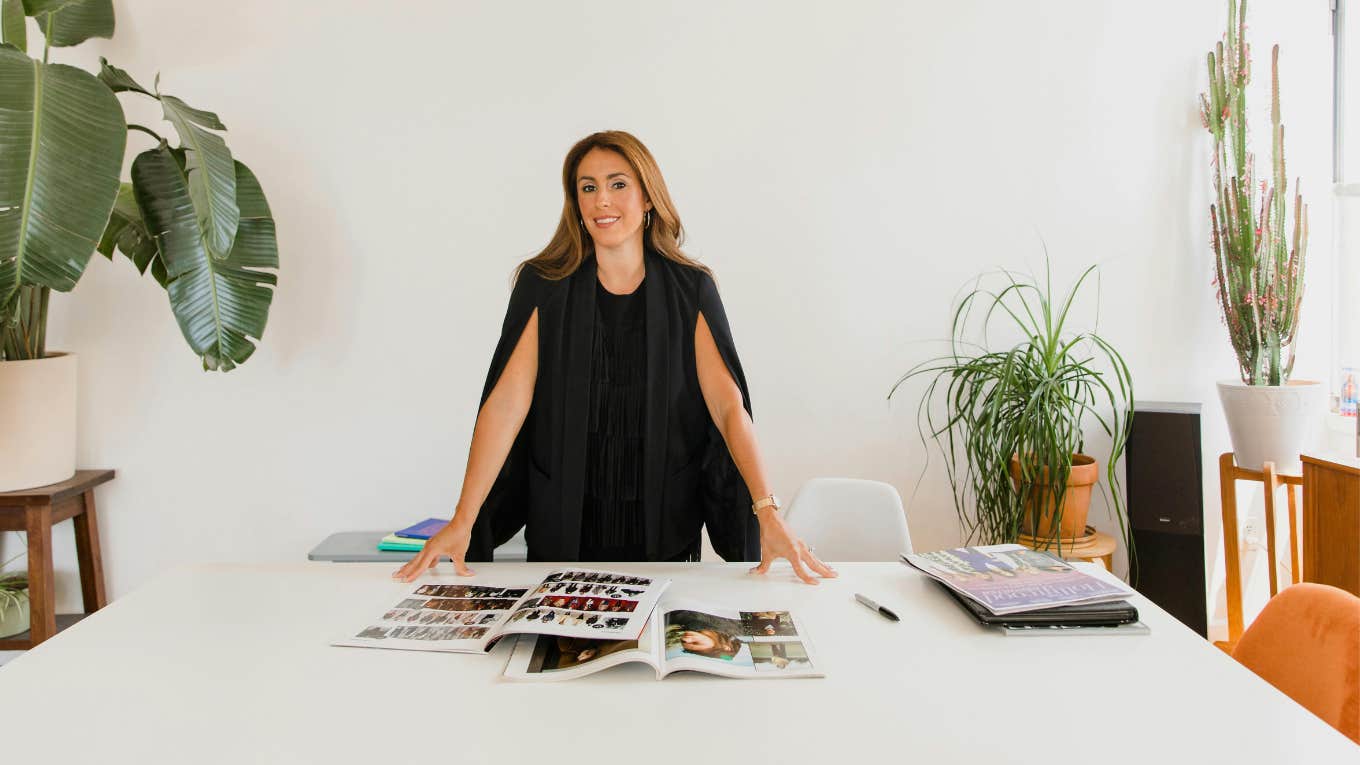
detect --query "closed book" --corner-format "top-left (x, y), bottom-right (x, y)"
top-left (394, 518), bottom-right (447, 540)
top-left (378, 534), bottom-right (425, 551)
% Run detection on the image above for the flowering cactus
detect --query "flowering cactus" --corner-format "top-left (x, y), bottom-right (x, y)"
top-left (1200, 0), bottom-right (1308, 386)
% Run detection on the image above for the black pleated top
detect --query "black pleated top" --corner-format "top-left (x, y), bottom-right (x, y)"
top-left (578, 278), bottom-right (647, 561)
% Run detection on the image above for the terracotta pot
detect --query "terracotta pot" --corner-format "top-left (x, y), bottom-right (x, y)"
top-left (1008, 453), bottom-right (1099, 541)
top-left (0, 352), bottom-right (77, 492)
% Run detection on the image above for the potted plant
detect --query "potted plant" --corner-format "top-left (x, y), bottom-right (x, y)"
top-left (0, 0), bottom-right (280, 492)
top-left (0, 566), bottom-right (28, 639)
top-left (890, 262), bottom-right (1133, 557)
top-left (1200, 0), bottom-right (1322, 473)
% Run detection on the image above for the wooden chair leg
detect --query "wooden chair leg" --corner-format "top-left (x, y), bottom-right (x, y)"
top-left (1220, 453), bottom-right (1244, 644)
top-left (1286, 483), bottom-right (1301, 585)
top-left (1263, 462), bottom-right (1280, 598)
top-left (25, 504), bottom-right (56, 646)
top-left (73, 489), bottom-right (108, 612)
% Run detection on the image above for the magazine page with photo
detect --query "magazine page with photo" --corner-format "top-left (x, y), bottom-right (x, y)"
top-left (503, 618), bottom-right (660, 681)
top-left (658, 599), bottom-right (821, 679)
top-left (503, 598), bottom-right (823, 681)
top-left (331, 568), bottom-right (670, 654)
top-left (901, 544), bottom-right (1135, 615)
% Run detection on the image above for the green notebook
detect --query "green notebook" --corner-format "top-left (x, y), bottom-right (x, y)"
top-left (377, 533), bottom-right (425, 552)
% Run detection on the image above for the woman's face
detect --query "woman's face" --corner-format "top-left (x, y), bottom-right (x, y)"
top-left (575, 147), bottom-right (651, 250)
top-left (680, 630), bottom-right (715, 653)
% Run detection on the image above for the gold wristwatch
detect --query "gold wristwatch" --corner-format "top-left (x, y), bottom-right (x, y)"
top-left (751, 494), bottom-right (781, 515)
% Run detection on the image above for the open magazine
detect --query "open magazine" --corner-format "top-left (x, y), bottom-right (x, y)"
top-left (901, 544), bottom-right (1135, 615)
top-left (504, 597), bottom-right (823, 681)
top-left (332, 568), bottom-right (669, 654)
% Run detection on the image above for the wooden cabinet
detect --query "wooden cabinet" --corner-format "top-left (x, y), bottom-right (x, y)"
top-left (1301, 454), bottom-right (1360, 596)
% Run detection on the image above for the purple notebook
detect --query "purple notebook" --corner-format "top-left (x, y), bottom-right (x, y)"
top-left (394, 518), bottom-right (447, 540)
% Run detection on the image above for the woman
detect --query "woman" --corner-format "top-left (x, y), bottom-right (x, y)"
top-left (395, 131), bottom-right (834, 584)
top-left (673, 628), bottom-right (749, 663)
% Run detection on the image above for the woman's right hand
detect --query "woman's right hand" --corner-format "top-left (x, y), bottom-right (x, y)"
top-left (392, 521), bottom-right (475, 582)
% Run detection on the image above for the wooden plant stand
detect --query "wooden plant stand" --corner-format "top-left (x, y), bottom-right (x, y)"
top-left (0, 470), bottom-right (114, 650)
top-left (1017, 525), bottom-right (1117, 572)
top-left (1217, 453), bottom-right (1302, 652)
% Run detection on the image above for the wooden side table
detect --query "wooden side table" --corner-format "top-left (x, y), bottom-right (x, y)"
top-left (1301, 453), bottom-right (1360, 596)
top-left (0, 470), bottom-right (114, 649)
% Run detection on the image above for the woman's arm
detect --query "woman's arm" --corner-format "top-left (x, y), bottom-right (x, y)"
top-left (694, 313), bottom-right (837, 585)
top-left (394, 309), bottom-right (539, 581)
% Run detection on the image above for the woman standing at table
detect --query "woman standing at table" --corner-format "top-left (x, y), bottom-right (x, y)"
top-left (395, 131), bottom-right (834, 585)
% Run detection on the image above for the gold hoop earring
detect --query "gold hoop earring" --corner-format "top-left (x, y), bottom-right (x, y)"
top-left (578, 217), bottom-right (586, 231)
top-left (644, 210), bottom-right (652, 229)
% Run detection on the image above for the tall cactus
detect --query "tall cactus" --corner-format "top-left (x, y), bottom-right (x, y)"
top-left (1200, 0), bottom-right (1308, 386)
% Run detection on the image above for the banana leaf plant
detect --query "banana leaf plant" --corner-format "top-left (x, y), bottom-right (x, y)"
top-left (0, 0), bottom-right (278, 371)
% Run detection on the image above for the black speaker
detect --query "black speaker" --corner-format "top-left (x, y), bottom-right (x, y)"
top-left (1126, 402), bottom-right (1208, 637)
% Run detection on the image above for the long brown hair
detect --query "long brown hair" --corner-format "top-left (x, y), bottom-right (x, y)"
top-left (516, 131), bottom-right (710, 282)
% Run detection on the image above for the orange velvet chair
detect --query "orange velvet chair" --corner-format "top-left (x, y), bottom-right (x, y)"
top-left (1232, 583), bottom-right (1360, 744)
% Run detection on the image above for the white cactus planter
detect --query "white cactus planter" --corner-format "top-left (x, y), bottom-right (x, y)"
top-left (1217, 379), bottom-right (1326, 474)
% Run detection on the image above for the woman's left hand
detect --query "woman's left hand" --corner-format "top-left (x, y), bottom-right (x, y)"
top-left (750, 511), bottom-right (838, 585)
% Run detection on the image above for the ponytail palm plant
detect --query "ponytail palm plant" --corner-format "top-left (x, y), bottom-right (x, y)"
top-left (890, 262), bottom-right (1134, 551)
top-left (0, 0), bottom-right (277, 371)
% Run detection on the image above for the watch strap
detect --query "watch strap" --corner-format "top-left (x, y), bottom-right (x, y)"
top-left (751, 494), bottom-right (781, 515)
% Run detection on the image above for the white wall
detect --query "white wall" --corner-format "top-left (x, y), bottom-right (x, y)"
top-left (5, 1), bottom-right (1338, 630)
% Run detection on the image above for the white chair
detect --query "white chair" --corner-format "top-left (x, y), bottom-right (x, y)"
top-left (781, 478), bottom-right (913, 561)
top-left (495, 528), bottom-right (528, 561)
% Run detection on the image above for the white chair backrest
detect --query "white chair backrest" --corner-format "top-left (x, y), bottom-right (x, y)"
top-left (782, 478), bottom-right (913, 562)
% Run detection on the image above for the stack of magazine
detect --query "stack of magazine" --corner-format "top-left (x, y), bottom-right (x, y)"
top-left (332, 567), bottom-right (823, 680)
top-left (902, 544), bottom-right (1148, 636)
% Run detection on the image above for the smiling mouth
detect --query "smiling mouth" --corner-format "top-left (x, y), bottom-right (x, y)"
top-left (593, 216), bottom-right (620, 226)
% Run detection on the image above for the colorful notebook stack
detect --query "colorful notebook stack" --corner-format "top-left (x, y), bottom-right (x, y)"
top-left (378, 518), bottom-right (447, 552)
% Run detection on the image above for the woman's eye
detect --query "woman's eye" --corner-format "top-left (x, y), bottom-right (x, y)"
top-left (612, 181), bottom-right (626, 189)
top-left (581, 184), bottom-right (595, 193)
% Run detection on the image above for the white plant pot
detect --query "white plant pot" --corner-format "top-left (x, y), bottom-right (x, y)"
top-left (0, 352), bottom-right (77, 492)
top-left (1217, 379), bottom-right (1326, 474)
top-left (0, 594), bottom-right (30, 639)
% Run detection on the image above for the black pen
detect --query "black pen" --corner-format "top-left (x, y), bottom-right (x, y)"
top-left (854, 593), bottom-right (900, 622)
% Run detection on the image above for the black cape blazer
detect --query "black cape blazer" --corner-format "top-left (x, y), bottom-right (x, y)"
top-left (466, 248), bottom-right (760, 563)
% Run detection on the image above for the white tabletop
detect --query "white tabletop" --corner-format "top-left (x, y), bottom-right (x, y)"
top-left (0, 561), bottom-right (1353, 764)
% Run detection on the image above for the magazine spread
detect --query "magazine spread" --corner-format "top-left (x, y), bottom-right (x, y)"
top-left (902, 544), bottom-right (1135, 615)
top-left (332, 568), bottom-right (670, 654)
top-left (503, 596), bottom-right (823, 681)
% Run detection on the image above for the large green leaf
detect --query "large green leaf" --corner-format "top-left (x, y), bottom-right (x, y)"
top-left (22, 0), bottom-right (111, 47)
top-left (132, 149), bottom-right (276, 371)
top-left (97, 182), bottom-right (164, 285)
top-left (160, 94), bottom-right (238, 260)
top-left (96, 56), bottom-right (150, 96)
top-left (0, 45), bottom-right (124, 316)
top-left (2, 0), bottom-right (26, 51)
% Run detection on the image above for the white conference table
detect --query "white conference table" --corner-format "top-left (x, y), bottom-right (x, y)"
top-left (0, 561), bottom-right (1354, 764)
